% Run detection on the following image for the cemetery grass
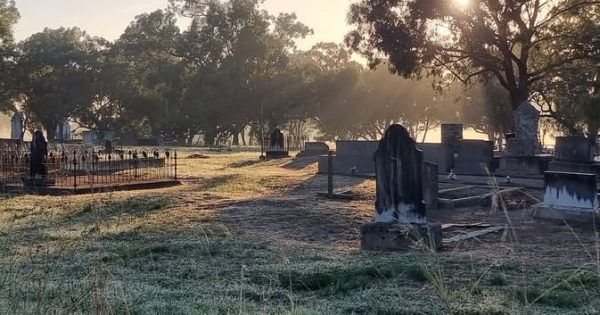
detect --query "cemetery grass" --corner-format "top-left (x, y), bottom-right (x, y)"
top-left (0, 149), bottom-right (599, 314)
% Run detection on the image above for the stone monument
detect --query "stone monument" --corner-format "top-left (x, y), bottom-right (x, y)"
top-left (548, 136), bottom-right (595, 174)
top-left (10, 113), bottom-right (24, 140)
top-left (534, 171), bottom-right (599, 224)
top-left (265, 128), bottom-right (289, 159)
top-left (24, 130), bottom-right (52, 186)
top-left (497, 102), bottom-right (544, 176)
top-left (55, 121), bottom-right (71, 140)
top-left (441, 123), bottom-right (463, 145)
top-left (361, 124), bottom-right (442, 251)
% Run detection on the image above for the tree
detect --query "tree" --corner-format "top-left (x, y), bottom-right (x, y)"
top-left (0, 0), bottom-right (19, 111)
top-left (459, 79), bottom-right (513, 149)
top-left (17, 27), bottom-right (106, 139)
top-left (346, 0), bottom-right (600, 147)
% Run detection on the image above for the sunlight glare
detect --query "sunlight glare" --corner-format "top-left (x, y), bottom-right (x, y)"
top-left (454, 0), bottom-right (470, 7)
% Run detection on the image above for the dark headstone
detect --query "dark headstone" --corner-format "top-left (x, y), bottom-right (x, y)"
top-left (270, 129), bottom-right (285, 151)
top-left (30, 131), bottom-right (48, 178)
top-left (454, 140), bottom-right (494, 175)
top-left (362, 124), bottom-right (442, 251)
top-left (506, 102), bottom-right (540, 157)
top-left (374, 124), bottom-right (426, 223)
top-left (422, 161), bottom-right (439, 210)
top-left (441, 123), bottom-right (463, 145)
top-left (265, 128), bottom-right (289, 159)
top-left (549, 136), bottom-right (595, 173)
top-left (554, 136), bottom-right (594, 162)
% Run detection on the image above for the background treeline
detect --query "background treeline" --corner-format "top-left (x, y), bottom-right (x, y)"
top-left (0, 0), bottom-right (596, 147)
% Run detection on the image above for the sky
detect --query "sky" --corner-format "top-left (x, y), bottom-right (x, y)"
top-left (13, 0), bottom-right (355, 50)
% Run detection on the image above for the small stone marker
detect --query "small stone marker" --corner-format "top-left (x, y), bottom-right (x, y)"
top-left (361, 124), bottom-right (442, 251)
top-left (10, 113), bottom-right (24, 140)
top-left (534, 171), bottom-right (599, 224)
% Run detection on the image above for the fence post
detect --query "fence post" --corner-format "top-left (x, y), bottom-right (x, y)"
top-left (72, 152), bottom-right (77, 189)
top-left (328, 150), bottom-right (334, 197)
top-left (174, 150), bottom-right (178, 180)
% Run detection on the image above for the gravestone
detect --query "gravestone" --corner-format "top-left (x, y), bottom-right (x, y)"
top-left (10, 113), bottom-right (24, 140)
top-left (549, 136), bottom-right (595, 174)
top-left (423, 161), bottom-right (439, 210)
top-left (454, 140), bottom-right (494, 175)
top-left (497, 102), bottom-right (543, 176)
top-left (55, 121), bottom-right (71, 140)
top-left (361, 124), bottom-right (442, 251)
top-left (441, 123), bottom-right (463, 145)
top-left (297, 141), bottom-right (329, 157)
top-left (23, 131), bottom-right (52, 187)
top-left (265, 128), bottom-right (289, 159)
top-left (507, 102), bottom-right (540, 157)
top-left (534, 171), bottom-right (599, 224)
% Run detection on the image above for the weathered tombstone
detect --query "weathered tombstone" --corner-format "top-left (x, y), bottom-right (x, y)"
top-left (534, 171), bottom-right (599, 224)
top-left (507, 102), bottom-right (540, 157)
top-left (454, 140), bottom-right (494, 175)
top-left (24, 130), bottom-right (52, 187)
top-left (441, 123), bottom-right (463, 145)
top-left (10, 113), bottom-right (24, 140)
top-left (265, 129), bottom-right (289, 159)
top-left (549, 136), bottom-right (595, 173)
top-left (497, 102), bottom-right (543, 176)
top-left (422, 161), bottom-right (439, 210)
top-left (270, 129), bottom-right (284, 151)
top-left (361, 124), bottom-right (442, 251)
top-left (55, 121), bottom-right (71, 140)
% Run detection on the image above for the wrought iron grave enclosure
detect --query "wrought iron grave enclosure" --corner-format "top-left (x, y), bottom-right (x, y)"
top-left (0, 144), bottom-right (177, 190)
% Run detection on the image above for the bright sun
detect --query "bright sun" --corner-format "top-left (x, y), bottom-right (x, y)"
top-left (454, 0), bottom-right (470, 7)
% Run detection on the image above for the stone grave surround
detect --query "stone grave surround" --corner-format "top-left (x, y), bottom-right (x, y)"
top-left (361, 124), bottom-right (442, 251)
top-left (317, 139), bottom-right (493, 176)
top-left (549, 136), bottom-right (596, 174)
top-left (297, 141), bottom-right (330, 157)
top-left (534, 171), bottom-right (599, 224)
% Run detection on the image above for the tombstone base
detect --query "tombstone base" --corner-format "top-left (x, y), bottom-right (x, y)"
top-left (265, 151), bottom-right (289, 159)
top-left (533, 204), bottom-right (600, 225)
top-left (548, 161), bottom-right (595, 174)
top-left (360, 222), bottom-right (442, 251)
top-left (496, 156), bottom-right (550, 177)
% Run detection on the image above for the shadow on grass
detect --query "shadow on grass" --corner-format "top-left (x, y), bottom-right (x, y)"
top-left (228, 160), bottom-right (262, 168)
top-left (281, 157), bottom-right (319, 170)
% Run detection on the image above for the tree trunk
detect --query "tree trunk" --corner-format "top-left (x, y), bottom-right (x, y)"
top-left (232, 133), bottom-right (240, 146)
top-left (240, 131), bottom-right (247, 146)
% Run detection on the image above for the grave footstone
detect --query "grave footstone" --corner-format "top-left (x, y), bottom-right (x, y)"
top-left (534, 171), bottom-right (599, 224)
top-left (361, 124), bottom-right (442, 251)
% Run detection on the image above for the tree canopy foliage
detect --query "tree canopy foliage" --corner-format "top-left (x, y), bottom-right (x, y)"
top-left (0, 0), bottom-right (598, 146)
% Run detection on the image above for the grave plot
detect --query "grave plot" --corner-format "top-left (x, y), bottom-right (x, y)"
top-left (437, 185), bottom-right (523, 209)
top-left (0, 142), bottom-right (179, 194)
